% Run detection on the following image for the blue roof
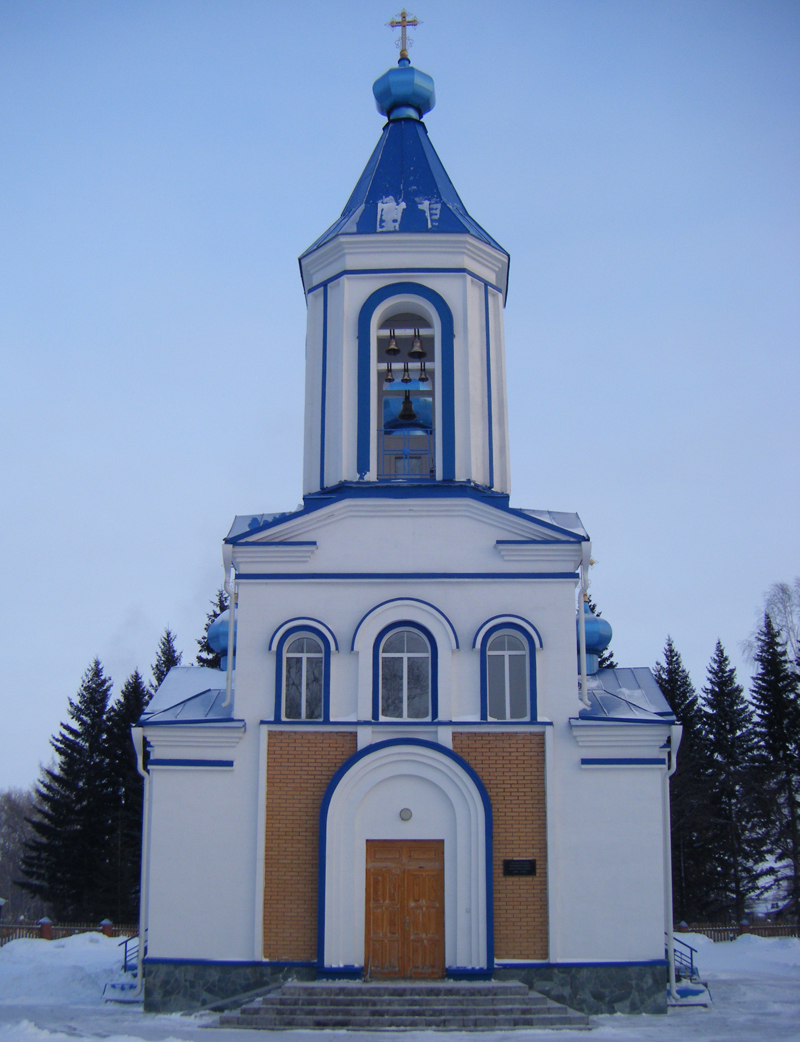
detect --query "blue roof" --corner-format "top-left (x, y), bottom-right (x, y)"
top-left (300, 118), bottom-right (507, 262)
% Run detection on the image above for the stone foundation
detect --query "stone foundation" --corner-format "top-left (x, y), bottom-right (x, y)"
top-left (495, 961), bottom-right (668, 1015)
top-left (145, 959), bottom-right (667, 1015)
top-left (143, 960), bottom-right (316, 1013)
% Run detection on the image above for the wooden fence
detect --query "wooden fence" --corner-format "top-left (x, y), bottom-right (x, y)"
top-left (0, 920), bottom-right (137, 948)
top-left (677, 923), bottom-right (799, 942)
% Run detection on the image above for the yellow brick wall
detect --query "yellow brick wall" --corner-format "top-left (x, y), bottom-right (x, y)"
top-left (452, 732), bottom-right (548, 961)
top-left (262, 730), bottom-right (357, 961)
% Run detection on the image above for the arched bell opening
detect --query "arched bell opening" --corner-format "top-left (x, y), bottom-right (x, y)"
top-left (376, 307), bottom-right (436, 481)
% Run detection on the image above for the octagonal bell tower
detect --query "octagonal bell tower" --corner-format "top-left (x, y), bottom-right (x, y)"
top-left (299, 54), bottom-right (511, 496)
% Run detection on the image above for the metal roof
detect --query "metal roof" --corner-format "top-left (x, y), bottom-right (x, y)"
top-left (140, 665), bottom-right (232, 723)
top-left (300, 118), bottom-right (508, 261)
top-left (579, 667), bottom-right (676, 721)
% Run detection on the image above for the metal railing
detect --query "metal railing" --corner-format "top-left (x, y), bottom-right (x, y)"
top-left (119, 934), bottom-right (139, 972)
top-left (378, 428), bottom-right (435, 480)
top-left (670, 934), bottom-right (698, 979)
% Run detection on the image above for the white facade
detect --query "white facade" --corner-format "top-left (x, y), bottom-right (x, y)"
top-left (137, 60), bottom-right (677, 1012)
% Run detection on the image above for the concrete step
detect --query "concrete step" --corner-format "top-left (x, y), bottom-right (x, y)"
top-left (241, 994), bottom-right (550, 1010)
top-left (219, 1012), bottom-right (591, 1030)
top-left (238, 1002), bottom-right (561, 1018)
top-left (215, 979), bottom-right (593, 1032)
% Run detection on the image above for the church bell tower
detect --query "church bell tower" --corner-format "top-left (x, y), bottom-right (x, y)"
top-left (299, 49), bottom-right (511, 495)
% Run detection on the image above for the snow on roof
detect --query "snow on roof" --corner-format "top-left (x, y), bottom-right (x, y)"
top-left (140, 665), bottom-right (231, 723)
top-left (226, 511), bottom-right (292, 540)
top-left (579, 667), bottom-right (675, 721)
top-left (519, 510), bottom-right (588, 538)
top-left (300, 119), bottom-right (507, 264)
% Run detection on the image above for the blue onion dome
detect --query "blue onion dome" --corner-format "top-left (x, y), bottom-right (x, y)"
top-left (373, 57), bottom-right (435, 121)
top-left (575, 600), bottom-right (612, 654)
top-left (207, 608), bottom-right (237, 666)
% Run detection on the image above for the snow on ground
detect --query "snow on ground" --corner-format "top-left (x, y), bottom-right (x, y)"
top-left (0, 932), bottom-right (798, 1041)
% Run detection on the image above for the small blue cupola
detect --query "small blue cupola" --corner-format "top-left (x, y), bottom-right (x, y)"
top-left (577, 601), bottom-right (613, 675)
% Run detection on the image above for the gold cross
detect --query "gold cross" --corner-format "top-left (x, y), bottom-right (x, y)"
top-left (388, 9), bottom-right (420, 61)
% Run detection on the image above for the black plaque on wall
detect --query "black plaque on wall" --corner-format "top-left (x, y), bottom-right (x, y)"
top-left (503, 858), bottom-right (536, 877)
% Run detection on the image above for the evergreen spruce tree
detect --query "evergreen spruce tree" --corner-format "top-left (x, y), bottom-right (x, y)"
top-left (196, 589), bottom-right (229, 668)
top-left (750, 614), bottom-right (800, 918)
top-left (19, 660), bottom-right (115, 920)
top-left (654, 637), bottom-right (713, 921)
top-left (699, 641), bottom-right (764, 921)
top-left (104, 671), bottom-right (152, 922)
top-left (586, 596), bottom-right (618, 669)
top-left (151, 628), bottom-right (182, 690)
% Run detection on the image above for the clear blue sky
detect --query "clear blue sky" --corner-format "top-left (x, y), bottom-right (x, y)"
top-left (1, 0), bottom-right (798, 788)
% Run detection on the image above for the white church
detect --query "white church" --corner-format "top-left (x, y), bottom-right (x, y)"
top-left (135, 39), bottom-right (680, 1018)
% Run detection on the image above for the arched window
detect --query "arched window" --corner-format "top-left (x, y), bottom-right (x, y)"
top-left (283, 634), bottom-right (323, 720)
top-left (377, 311), bottom-right (435, 480)
top-left (379, 628), bottom-right (431, 719)
top-left (487, 632), bottom-right (529, 720)
top-left (477, 621), bottom-right (537, 721)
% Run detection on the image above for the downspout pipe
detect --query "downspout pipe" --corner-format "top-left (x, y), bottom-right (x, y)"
top-left (222, 543), bottom-right (236, 709)
top-left (577, 541), bottom-right (591, 708)
top-left (129, 726), bottom-right (150, 1001)
top-left (663, 723), bottom-right (682, 1002)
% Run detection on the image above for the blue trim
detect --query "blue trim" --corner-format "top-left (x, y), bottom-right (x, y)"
top-left (372, 621), bottom-right (439, 721)
top-left (143, 957), bottom-right (272, 967)
top-left (494, 959), bottom-right (669, 969)
top-left (260, 719), bottom-right (554, 727)
top-left (269, 617), bottom-right (339, 652)
top-left (484, 284), bottom-right (494, 489)
top-left (357, 283), bottom-right (455, 480)
top-left (237, 572), bottom-right (578, 581)
top-left (478, 623), bottom-right (537, 722)
top-left (473, 614), bottom-right (544, 650)
top-left (274, 626), bottom-right (332, 723)
top-left (581, 757), bottom-right (668, 766)
top-left (307, 267), bottom-right (504, 297)
top-left (319, 285), bottom-right (328, 489)
top-left (147, 758), bottom-right (234, 768)
top-left (141, 719), bottom-right (245, 727)
top-left (226, 484), bottom-right (586, 543)
top-left (350, 597), bottom-right (459, 651)
top-left (317, 737), bottom-right (494, 971)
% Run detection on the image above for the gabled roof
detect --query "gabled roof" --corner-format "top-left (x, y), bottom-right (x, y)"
top-left (300, 119), bottom-right (508, 261)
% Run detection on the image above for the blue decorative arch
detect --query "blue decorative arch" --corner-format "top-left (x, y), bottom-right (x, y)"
top-left (273, 625), bottom-right (333, 723)
top-left (357, 283), bottom-right (455, 480)
top-left (372, 620), bottom-right (439, 722)
top-left (478, 622), bottom-right (538, 721)
top-left (317, 737), bottom-right (494, 971)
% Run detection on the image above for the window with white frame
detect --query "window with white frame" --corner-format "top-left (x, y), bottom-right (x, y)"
top-left (283, 635), bottom-right (323, 720)
top-left (380, 628), bottom-right (431, 719)
top-left (486, 632), bottom-right (529, 720)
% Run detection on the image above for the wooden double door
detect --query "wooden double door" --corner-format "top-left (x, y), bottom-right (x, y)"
top-left (365, 839), bottom-right (445, 979)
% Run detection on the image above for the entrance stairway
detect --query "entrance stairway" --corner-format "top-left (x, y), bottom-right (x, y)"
top-left (217, 979), bottom-right (592, 1031)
